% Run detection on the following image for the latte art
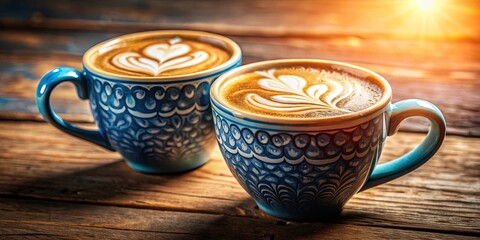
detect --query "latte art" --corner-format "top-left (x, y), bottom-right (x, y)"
top-left (94, 37), bottom-right (230, 77)
top-left (112, 41), bottom-right (209, 76)
top-left (221, 67), bottom-right (382, 118)
top-left (246, 69), bottom-right (356, 114)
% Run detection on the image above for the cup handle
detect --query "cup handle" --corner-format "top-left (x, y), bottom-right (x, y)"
top-left (36, 67), bottom-right (115, 151)
top-left (360, 99), bottom-right (446, 191)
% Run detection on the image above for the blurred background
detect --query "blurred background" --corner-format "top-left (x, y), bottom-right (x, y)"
top-left (0, 0), bottom-right (479, 136)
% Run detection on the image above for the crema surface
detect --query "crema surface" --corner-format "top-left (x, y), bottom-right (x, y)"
top-left (221, 67), bottom-right (382, 118)
top-left (93, 37), bottom-right (230, 77)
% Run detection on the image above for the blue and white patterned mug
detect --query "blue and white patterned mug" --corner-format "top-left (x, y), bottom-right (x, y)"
top-left (36, 31), bottom-right (241, 173)
top-left (210, 59), bottom-right (446, 220)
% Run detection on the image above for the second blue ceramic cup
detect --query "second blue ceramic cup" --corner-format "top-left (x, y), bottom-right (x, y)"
top-left (210, 59), bottom-right (446, 220)
top-left (36, 31), bottom-right (242, 173)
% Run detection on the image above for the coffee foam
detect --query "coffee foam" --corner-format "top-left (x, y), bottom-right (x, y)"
top-left (93, 37), bottom-right (230, 77)
top-left (220, 67), bottom-right (382, 118)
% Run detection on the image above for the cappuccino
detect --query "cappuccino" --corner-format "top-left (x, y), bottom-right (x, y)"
top-left (93, 37), bottom-right (230, 77)
top-left (221, 67), bottom-right (382, 118)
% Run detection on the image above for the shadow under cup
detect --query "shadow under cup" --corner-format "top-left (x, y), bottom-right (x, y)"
top-left (36, 31), bottom-right (242, 174)
top-left (210, 59), bottom-right (446, 220)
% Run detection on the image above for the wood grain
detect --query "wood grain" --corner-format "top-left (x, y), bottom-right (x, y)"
top-left (0, 121), bottom-right (478, 236)
top-left (1, 197), bottom-right (477, 240)
top-left (0, 30), bottom-right (479, 136)
top-left (1, 0), bottom-right (479, 39)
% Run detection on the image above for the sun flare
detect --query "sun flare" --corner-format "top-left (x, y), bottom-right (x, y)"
top-left (379, 0), bottom-right (476, 39)
top-left (415, 0), bottom-right (435, 12)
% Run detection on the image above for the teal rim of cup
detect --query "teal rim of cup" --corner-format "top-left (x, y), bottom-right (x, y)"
top-left (82, 30), bottom-right (242, 82)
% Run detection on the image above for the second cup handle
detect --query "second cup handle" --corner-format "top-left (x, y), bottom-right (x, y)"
top-left (360, 99), bottom-right (446, 191)
top-left (36, 67), bottom-right (115, 151)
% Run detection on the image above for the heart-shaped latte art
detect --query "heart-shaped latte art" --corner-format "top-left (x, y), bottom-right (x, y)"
top-left (144, 43), bottom-right (191, 63)
top-left (111, 40), bottom-right (209, 76)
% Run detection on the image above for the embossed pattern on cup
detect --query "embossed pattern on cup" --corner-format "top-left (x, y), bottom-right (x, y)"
top-left (212, 106), bottom-right (385, 219)
top-left (87, 72), bottom-right (219, 173)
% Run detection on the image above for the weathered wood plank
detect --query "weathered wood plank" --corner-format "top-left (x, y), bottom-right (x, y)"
top-left (1, 0), bottom-right (479, 39)
top-left (0, 121), bottom-right (478, 235)
top-left (0, 222), bottom-right (183, 240)
top-left (0, 197), bottom-right (477, 240)
top-left (2, 30), bottom-right (479, 70)
top-left (0, 30), bottom-right (478, 136)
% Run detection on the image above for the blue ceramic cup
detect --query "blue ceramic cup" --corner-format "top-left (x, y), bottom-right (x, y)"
top-left (36, 31), bottom-right (241, 173)
top-left (210, 59), bottom-right (446, 220)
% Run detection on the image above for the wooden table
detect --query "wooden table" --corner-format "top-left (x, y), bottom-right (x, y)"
top-left (0, 1), bottom-right (479, 239)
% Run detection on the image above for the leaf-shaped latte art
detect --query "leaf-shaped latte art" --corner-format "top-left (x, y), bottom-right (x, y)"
top-left (111, 38), bottom-right (209, 76)
top-left (246, 69), bottom-right (357, 114)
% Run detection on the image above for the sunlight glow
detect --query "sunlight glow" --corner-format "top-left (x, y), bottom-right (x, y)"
top-left (376, 0), bottom-right (476, 40)
top-left (415, 0), bottom-right (435, 12)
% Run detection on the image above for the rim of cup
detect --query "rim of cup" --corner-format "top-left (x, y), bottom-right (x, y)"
top-left (210, 59), bottom-right (393, 126)
top-left (83, 30), bottom-right (242, 81)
